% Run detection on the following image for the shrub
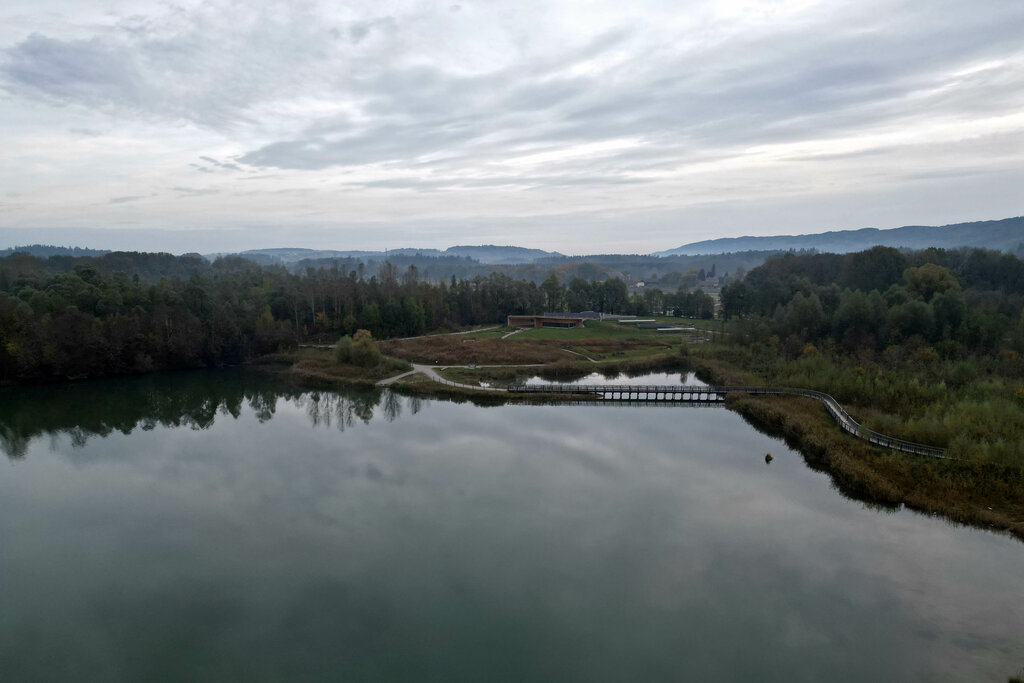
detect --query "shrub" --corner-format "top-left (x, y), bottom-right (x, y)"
top-left (334, 335), bottom-right (353, 364)
top-left (334, 329), bottom-right (382, 367)
top-left (350, 329), bottom-right (382, 367)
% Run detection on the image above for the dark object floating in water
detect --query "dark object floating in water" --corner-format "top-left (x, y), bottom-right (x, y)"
top-left (765, 453), bottom-right (773, 464)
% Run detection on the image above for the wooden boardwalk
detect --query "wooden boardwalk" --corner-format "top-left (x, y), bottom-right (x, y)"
top-left (507, 383), bottom-right (950, 459)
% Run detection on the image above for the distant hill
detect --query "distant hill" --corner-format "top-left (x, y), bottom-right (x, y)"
top-left (0, 244), bottom-right (110, 258)
top-left (221, 244), bottom-right (561, 265)
top-left (655, 217), bottom-right (1024, 256)
top-left (444, 245), bottom-right (564, 264)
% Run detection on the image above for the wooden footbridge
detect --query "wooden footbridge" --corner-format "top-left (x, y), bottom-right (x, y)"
top-left (507, 383), bottom-right (950, 459)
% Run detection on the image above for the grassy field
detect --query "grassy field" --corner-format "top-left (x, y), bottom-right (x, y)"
top-left (288, 348), bottom-right (411, 387)
top-left (442, 326), bottom-right (509, 340)
top-left (669, 317), bottom-right (724, 331)
top-left (515, 318), bottom-right (717, 340)
top-left (516, 320), bottom-right (651, 340)
top-left (379, 321), bottom-right (685, 365)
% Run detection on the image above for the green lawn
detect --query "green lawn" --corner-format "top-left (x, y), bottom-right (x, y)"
top-left (616, 315), bottom-right (720, 327)
top-left (515, 320), bottom-right (660, 340)
top-left (512, 318), bottom-right (722, 341)
top-left (669, 316), bottom-right (721, 330)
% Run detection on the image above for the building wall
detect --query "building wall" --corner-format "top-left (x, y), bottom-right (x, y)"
top-left (507, 315), bottom-right (584, 328)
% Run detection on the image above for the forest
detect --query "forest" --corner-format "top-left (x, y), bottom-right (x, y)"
top-left (720, 246), bottom-right (1024, 355)
top-left (0, 250), bottom-right (710, 383)
top-left (286, 249), bottom-right (763, 285)
top-left (716, 246), bottom-right (1024, 462)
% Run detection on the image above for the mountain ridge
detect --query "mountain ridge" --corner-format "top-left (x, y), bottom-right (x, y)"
top-left (225, 244), bottom-right (564, 265)
top-left (5, 216), bottom-right (1022, 263)
top-left (655, 217), bottom-right (1024, 256)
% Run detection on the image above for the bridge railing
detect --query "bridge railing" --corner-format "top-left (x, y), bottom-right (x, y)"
top-left (734, 386), bottom-right (950, 459)
top-left (506, 383), bottom-right (950, 459)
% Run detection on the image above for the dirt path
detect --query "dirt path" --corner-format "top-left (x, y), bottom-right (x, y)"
top-left (376, 362), bottom-right (547, 390)
top-left (376, 368), bottom-right (420, 386)
top-left (394, 326), bottom-right (501, 341)
top-left (377, 363), bottom-right (506, 391)
top-left (562, 348), bottom-right (598, 362)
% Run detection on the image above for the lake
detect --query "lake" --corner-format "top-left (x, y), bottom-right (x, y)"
top-left (1, 369), bottom-right (1022, 682)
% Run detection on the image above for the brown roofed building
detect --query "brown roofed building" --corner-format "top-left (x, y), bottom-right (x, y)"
top-left (507, 315), bottom-right (585, 328)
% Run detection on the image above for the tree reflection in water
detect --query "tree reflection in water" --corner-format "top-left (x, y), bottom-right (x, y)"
top-left (0, 369), bottom-right (416, 459)
top-left (299, 389), bottom-right (382, 430)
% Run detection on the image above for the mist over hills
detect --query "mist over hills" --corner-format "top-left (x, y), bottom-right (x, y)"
top-left (445, 245), bottom-right (564, 263)
top-left (161, 216), bottom-right (1024, 265)
top-left (0, 244), bottom-right (111, 259)
top-left (655, 217), bottom-right (1024, 256)
top-left (216, 244), bottom-right (564, 265)
top-left (4, 216), bottom-right (1021, 272)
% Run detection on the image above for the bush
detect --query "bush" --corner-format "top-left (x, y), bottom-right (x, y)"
top-left (350, 329), bottom-right (382, 367)
top-left (334, 335), bottom-right (353, 364)
top-left (334, 329), bottom-right (382, 368)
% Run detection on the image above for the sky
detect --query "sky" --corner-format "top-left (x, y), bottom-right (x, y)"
top-left (1, 0), bottom-right (1022, 255)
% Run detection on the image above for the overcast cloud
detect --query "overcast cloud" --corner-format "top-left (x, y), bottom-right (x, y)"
top-left (1, 0), bottom-right (1022, 253)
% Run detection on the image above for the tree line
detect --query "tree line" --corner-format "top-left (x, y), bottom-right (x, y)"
top-left (720, 246), bottom-right (1024, 357)
top-left (0, 252), bottom-right (529, 381)
top-left (714, 246), bottom-right (1024, 462)
top-left (0, 251), bottom-right (706, 382)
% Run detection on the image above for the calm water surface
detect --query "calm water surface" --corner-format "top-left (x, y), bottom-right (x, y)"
top-left (521, 371), bottom-right (706, 386)
top-left (1, 370), bottom-right (1022, 682)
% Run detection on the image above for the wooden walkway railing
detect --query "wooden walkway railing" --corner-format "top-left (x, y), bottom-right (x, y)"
top-left (506, 383), bottom-right (950, 459)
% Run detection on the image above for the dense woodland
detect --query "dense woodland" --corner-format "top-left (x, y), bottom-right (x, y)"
top-left (717, 246), bottom-right (1024, 462)
top-left (0, 250), bottom-right (711, 382)
top-left (4, 241), bottom-right (1024, 449)
top-left (1, 243), bottom-right (773, 285)
top-left (287, 250), bottom-right (761, 285)
top-left (720, 246), bottom-right (1024, 355)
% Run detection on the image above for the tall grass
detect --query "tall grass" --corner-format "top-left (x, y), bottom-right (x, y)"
top-left (291, 349), bottom-right (411, 387)
top-left (727, 392), bottom-right (1024, 542)
top-left (689, 344), bottom-right (1024, 467)
top-left (379, 335), bottom-right (667, 365)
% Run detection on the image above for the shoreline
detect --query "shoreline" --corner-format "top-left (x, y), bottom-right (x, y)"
top-left (288, 351), bottom-right (1024, 543)
top-left (5, 350), bottom-right (1022, 543)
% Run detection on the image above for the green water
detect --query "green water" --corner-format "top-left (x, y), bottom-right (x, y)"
top-left (1, 370), bottom-right (1021, 682)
